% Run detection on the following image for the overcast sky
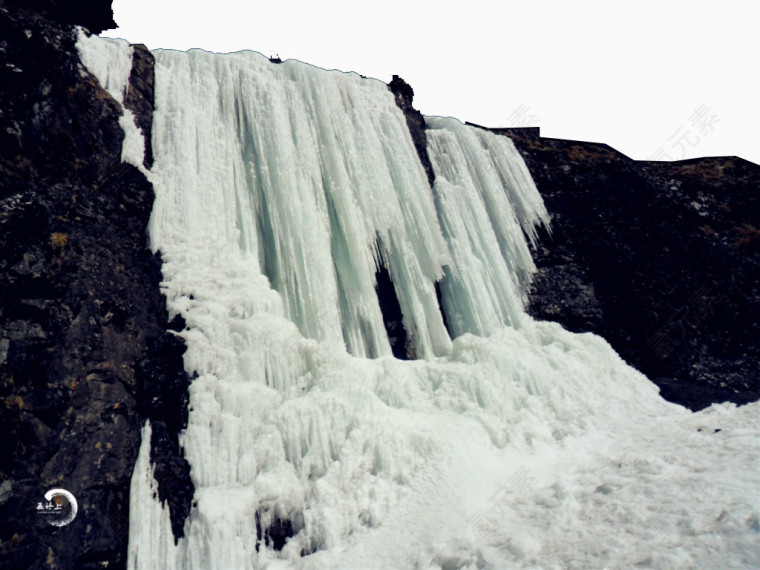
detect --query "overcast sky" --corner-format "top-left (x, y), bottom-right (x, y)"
top-left (104, 0), bottom-right (758, 165)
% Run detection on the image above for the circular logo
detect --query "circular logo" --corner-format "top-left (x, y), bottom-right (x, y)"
top-left (36, 488), bottom-right (78, 527)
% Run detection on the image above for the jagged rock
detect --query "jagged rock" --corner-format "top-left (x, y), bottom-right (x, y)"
top-left (0, 0), bottom-right (116, 34)
top-left (124, 44), bottom-right (155, 169)
top-left (388, 74), bottom-right (435, 187)
top-left (0, 4), bottom-right (192, 569)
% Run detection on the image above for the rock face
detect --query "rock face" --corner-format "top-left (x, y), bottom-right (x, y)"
top-left (0, 4), bottom-right (192, 569)
top-left (0, 0), bottom-right (116, 34)
top-left (388, 75), bottom-right (435, 187)
top-left (492, 127), bottom-right (760, 411)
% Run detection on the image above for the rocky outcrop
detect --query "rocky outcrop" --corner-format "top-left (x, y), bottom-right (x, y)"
top-left (0, 4), bottom-right (191, 569)
top-left (492, 127), bottom-right (760, 411)
top-left (383, 76), bottom-right (435, 358)
top-left (124, 44), bottom-right (155, 169)
top-left (0, 0), bottom-right (116, 34)
top-left (388, 75), bottom-right (435, 187)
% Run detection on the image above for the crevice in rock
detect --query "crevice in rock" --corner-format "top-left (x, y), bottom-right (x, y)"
top-left (255, 511), bottom-right (296, 552)
top-left (388, 74), bottom-right (435, 188)
top-left (374, 251), bottom-right (414, 360)
top-left (434, 279), bottom-right (453, 340)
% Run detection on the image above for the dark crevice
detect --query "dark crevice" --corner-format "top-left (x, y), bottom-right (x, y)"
top-left (388, 74), bottom-right (435, 188)
top-left (255, 511), bottom-right (295, 552)
top-left (137, 310), bottom-right (195, 543)
top-left (374, 252), bottom-right (413, 360)
top-left (434, 279), bottom-right (452, 339)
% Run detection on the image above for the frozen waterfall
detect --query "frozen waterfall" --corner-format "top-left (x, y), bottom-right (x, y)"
top-left (77, 33), bottom-right (760, 570)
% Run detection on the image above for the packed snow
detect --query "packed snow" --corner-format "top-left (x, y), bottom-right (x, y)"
top-left (76, 34), bottom-right (760, 569)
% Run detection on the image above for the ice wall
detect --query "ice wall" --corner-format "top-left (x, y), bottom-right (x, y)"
top-left (76, 35), bottom-right (760, 570)
top-left (146, 48), bottom-right (458, 361)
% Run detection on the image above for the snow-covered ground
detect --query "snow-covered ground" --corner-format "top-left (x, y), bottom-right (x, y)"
top-left (77, 33), bottom-right (760, 569)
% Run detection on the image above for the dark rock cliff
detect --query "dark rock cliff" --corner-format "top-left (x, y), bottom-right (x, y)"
top-left (490, 127), bottom-right (760, 411)
top-left (0, 0), bottom-right (116, 35)
top-left (0, 3), bottom-right (192, 569)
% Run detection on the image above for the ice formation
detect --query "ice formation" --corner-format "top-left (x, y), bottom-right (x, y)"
top-left (76, 33), bottom-right (760, 570)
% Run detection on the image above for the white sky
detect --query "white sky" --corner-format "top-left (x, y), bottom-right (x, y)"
top-left (104, 0), bottom-right (758, 165)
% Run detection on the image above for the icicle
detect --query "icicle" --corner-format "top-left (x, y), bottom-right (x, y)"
top-left (425, 116), bottom-right (550, 337)
top-left (148, 49), bottom-right (451, 359)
